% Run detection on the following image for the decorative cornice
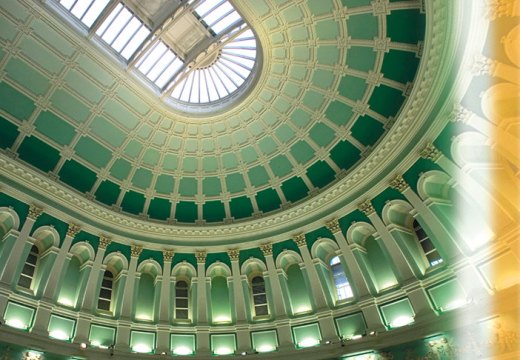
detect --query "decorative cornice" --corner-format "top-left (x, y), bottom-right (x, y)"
top-left (419, 143), bottom-right (442, 162)
top-left (130, 245), bottom-right (143, 257)
top-left (325, 218), bottom-right (341, 234)
top-left (227, 249), bottom-right (240, 261)
top-left (358, 200), bottom-right (375, 216)
top-left (66, 223), bottom-right (81, 238)
top-left (195, 251), bottom-right (206, 263)
top-left (389, 175), bottom-right (409, 193)
top-left (163, 250), bottom-right (174, 262)
top-left (98, 235), bottom-right (111, 249)
top-left (293, 233), bottom-right (306, 247)
top-left (27, 204), bottom-right (43, 220)
top-left (260, 243), bottom-right (273, 256)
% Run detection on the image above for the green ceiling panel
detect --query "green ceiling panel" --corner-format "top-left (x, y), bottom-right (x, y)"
top-left (263, 110), bottom-right (278, 126)
top-left (179, 178), bottom-right (198, 196)
top-left (132, 168), bottom-right (153, 189)
top-left (137, 124), bottom-right (152, 140)
top-left (203, 201), bottom-right (226, 223)
top-left (350, 115), bottom-right (385, 146)
top-left (0, 17), bottom-right (17, 42)
top-left (346, 46), bottom-right (377, 72)
top-left (175, 201), bottom-right (198, 223)
top-left (290, 141), bottom-right (315, 164)
top-left (325, 100), bottom-right (354, 127)
top-left (281, 6), bottom-right (303, 23)
top-left (34, 111), bottom-right (75, 146)
top-left (248, 166), bottom-right (270, 187)
top-left (258, 137), bottom-right (278, 155)
top-left (369, 85), bottom-right (405, 118)
top-left (64, 70), bottom-right (102, 103)
top-left (155, 174), bottom-right (175, 194)
top-left (292, 46), bottom-right (310, 61)
top-left (95, 180), bottom-right (121, 206)
top-left (110, 158), bottom-right (131, 180)
top-left (203, 156), bottom-right (218, 172)
top-left (0, 82), bottom-right (36, 120)
top-left (274, 97), bottom-right (291, 113)
top-left (182, 157), bottom-right (198, 172)
top-left (124, 139), bottom-right (143, 157)
top-left (316, 45), bottom-right (340, 65)
top-left (0, 116), bottom-right (19, 149)
top-left (329, 140), bottom-right (361, 170)
top-left (163, 154), bottom-right (179, 170)
top-left (18, 38), bottom-right (64, 74)
top-left (275, 124), bottom-right (295, 143)
top-left (229, 196), bottom-right (254, 220)
top-left (290, 108), bottom-right (311, 128)
top-left (121, 191), bottom-right (145, 215)
top-left (289, 65), bottom-right (308, 81)
top-left (203, 177), bottom-right (222, 197)
top-left (31, 20), bottom-right (75, 57)
top-left (283, 82), bottom-right (301, 98)
top-left (50, 89), bottom-right (90, 123)
top-left (90, 116), bottom-right (125, 147)
top-left (17, 136), bottom-right (60, 173)
top-left (387, 10), bottom-right (425, 44)
top-left (308, 0), bottom-right (334, 16)
top-left (152, 132), bottom-right (167, 147)
top-left (77, 55), bottom-right (114, 87)
top-left (306, 161), bottom-right (336, 189)
top-left (309, 122), bottom-right (335, 147)
top-left (289, 26), bottom-right (308, 41)
top-left (5, 58), bottom-right (50, 96)
top-left (381, 49), bottom-right (420, 84)
top-left (58, 159), bottom-right (97, 193)
top-left (148, 198), bottom-right (171, 220)
top-left (226, 173), bottom-right (246, 193)
top-left (316, 20), bottom-right (339, 40)
top-left (281, 177), bottom-right (309, 203)
top-left (302, 90), bottom-right (325, 110)
top-left (311, 69), bottom-right (335, 90)
top-left (338, 75), bottom-right (367, 101)
top-left (256, 188), bottom-right (281, 213)
top-left (269, 155), bottom-right (293, 178)
top-left (240, 146), bottom-right (258, 163)
top-left (1, 1), bottom-right (28, 21)
top-left (116, 86), bottom-right (150, 115)
top-left (341, 0), bottom-right (371, 7)
top-left (104, 99), bottom-right (139, 130)
top-left (74, 136), bottom-right (112, 168)
top-left (347, 13), bottom-right (378, 40)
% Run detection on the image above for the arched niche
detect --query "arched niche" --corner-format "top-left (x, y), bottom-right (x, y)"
top-left (171, 261), bottom-right (197, 322)
top-left (58, 241), bottom-right (95, 308)
top-left (276, 250), bottom-right (312, 315)
top-left (241, 258), bottom-right (269, 319)
top-left (0, 207), bottom-right (19, 238)
top-left (135, 259), bottom-right (162, 322)
top-left (99, 252), bottom-right (129, 315)
top-left (207, 261), bottom-right (232, 324)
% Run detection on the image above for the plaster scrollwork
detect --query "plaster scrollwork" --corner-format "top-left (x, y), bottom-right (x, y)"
top-left (293, 233), bottom-right (307, 247)
top-left (419, 143), bottom-right (442, 162)
top-left (28, 204), bottom-right (43, 220)
top-left (66, 223), bottom-right (81, 238)
top-left (98, 235), bottom-right (111, 249)
top-left (389, 175), bottom-right (409, 193)
top-left (130, 245), bottom-right (143, 257)
top-left (358, 200), bottom-right (375, 216)
top-left (195, 251), bottom-right (207, 263)
top-left (227, 249), bottom-right (240, 261)
top-left (325, 218), bottom-right (341, 234)
top-left (163, 250), bottom-right (174, 262)
top-left (260, 243), bottom-right (273, 256)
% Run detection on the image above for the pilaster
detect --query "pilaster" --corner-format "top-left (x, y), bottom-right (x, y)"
top-left (120, 245), bottom-right (142, 319)
top-left (260, 243), bottom-right (287, 318)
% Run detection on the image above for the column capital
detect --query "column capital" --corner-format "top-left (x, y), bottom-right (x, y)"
top-left (130, 245), bottom-right (143, 257)
top-left (98, 235), bottom-right (111, 249)
top-left (66, 223), bottom-right (81, 238)
top-left (293, 233), bottom-right (306, 248)
top-left (163, 250), bottom-right (174, 262)
top-left (28, 205), bottom-right (43, 220)
top-left (195, 251), bottom-right (207, 264)
top-left (450, 105), bottom-right (472, 124)
top-left (389, 175), bottom-right (409, 192)
top-left (260, 243), bottom-right (273, 256)
top-left (419, 143), bottom-right (441, 162)
top-left (358, 200), bottom-right (375, 216)
top-left (325, 218), bottom-right (341, 234)
top-left (227, 249), bottom-right (240, 262)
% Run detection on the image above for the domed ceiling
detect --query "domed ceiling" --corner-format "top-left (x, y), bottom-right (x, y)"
top-left (0, 0), bottom-right (425, 224)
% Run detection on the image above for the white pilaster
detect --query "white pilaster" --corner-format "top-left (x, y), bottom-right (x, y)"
top-left (228, 249), bottom-right (247, 323)
top-left (195, 251), bottom-right (208, 324)
top-left (80, 236), bottom-right (111, 312)
top-left (260, 243), bottom-right (287, 318)
top-left (120, 245), bottom-right (142, 319)
top-left (159, 250), bottom-right (173, 324)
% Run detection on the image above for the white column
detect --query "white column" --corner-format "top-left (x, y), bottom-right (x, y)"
top-left (325, 218), bottom-right (371, 298)
top-left (115, 321), bottom-right (131, 351)
top-left (406, 287), bottom-right (435, 319)
top-left (73, 314), bottom-right (93, 344)
top-left (80, 236), bottom-right (111, 312)
top-left (260, 243), bottom-right (287, 318)
top-left (359, 201), bottom-right (418, 283)
top-left (42, 223), bottom-right (81, 301)
top-left (228, 249), bottom-right (247, 323)
top-left (317, 314), bottom-right (339, 343)
top-left (195, 251), bottom-right (208, 325)
top-left (360, 302), bottom-right (386, 333)
top-left (30, 303), bottom-right (53, 336)
top-left (276, 323), bottom-right (294, 350)
top-left (0, 205), bottom-right (42, 286)
top-left (293, 233), bottom-right (329, 311)
top-left (120, 245), bottom-right (142, 320)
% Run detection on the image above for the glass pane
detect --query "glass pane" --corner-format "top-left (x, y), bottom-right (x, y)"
top-left (18, 275), bottom-right (32, 288)
top-left (176, 288), bottom-right (188, 297)
top-left (96, 3), bottom-right (122, 35)
top-left (100, 288), bottom-right (111, 299)
top-left (82, 0), bottom-right (111, 27)
top-left (112, 17), bottom-right (141, 52)
top-left (71, 0), bottom-right (93, 20)
top-left (102, 7), bottom-right (132, 44)
top-left (176, 309), bottom-right (188, 319)
top-left (177, 298), bottom-right (188, 308)
top-left (120, 26), bottom-right (150, 59)
top-left (98, 299), bottom-right (110, 310)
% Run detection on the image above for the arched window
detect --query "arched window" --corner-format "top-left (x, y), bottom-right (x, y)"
top-left (329, 256), bottom-right (353, 300)
top-left (251, 276), bottom-right (268, 316)
top-left (413, 220), bottom-right (443, 266)
top-left (18, 245), bottom-right (39, 289)
top-left (97, 270), bottom-right (114, 312)
top-left (175, 280), bottom-right (189, 320)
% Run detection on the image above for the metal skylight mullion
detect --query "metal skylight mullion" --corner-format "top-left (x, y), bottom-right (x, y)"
top-left (223, 45), bottom-right (257, 51)
top-left (201, 70), bottom-right (211, 102)
top-left (221, 52), bottom-right (256, 62)
top-left (95, 3), bottom-right (124, 38)
top-left (213, 63), bottom-right (236, 92)
top-left (117, 22), bottom-right (143, 54)
top-left (151, 54), bottom-right (178, 83)
top-left (217, 59), bottom-right (246, 81)
top-left (78, 0), bottom-right (97, 21)
top-left (206, 67), bottom-right (226, 98)
top-left (220, 55), bottom-right (253, 71)
top-left (143, 46), bottom-right (169, 77)
top-left (196, 0), bottom-right (227, 18)
top-left (88, 0), bottom-right (119, 36)
top-left (107, 11), bottom-right (133, 46)
top-left (67, 0), bottom-right (81, 12)
top-left (206, 8), bottom-right (235, 29)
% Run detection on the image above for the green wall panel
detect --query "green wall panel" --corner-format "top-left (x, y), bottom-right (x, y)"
top-left (95, 180), bottom-right (121, 206)
top-left (306, 161), bottom-right (336, 189)
top-left (256, 188), bottom-right (281, 213)
top-left (229, 196), bottom-right (254, 220)
top-left (368, 85), bottom-right (405, 118)
top-left (0, 82), bottom-right (36, 120)
top-left (120, 191), bottom-right (145, 215)
top-left (281, 177), bottom-right (309, 203)
top-left (175, 201), bottom-right (198, 223)
top-left (58, 159), bottom-right (97, 193)
top-left (34, 111), bottom-right (76, 146)
top-left (17, 136), bottom-right (60, 173)
top-left (350, 115), bottom-right (385, 146)
top-left (0, 116), bottom-right (19, 149)
top-left (148, 198), bottom-right (171, 221)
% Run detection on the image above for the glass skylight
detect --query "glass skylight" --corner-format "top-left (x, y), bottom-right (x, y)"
top-left (95, 3), bottom-right (151, 60)
top-left (136, 40), bottom-right (184, 89)
top-left (58, 0), bottom-right (110, 27)
top-left (195, 0), bottom-right (242, 34)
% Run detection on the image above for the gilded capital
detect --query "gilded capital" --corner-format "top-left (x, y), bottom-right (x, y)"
top-left (163, 250), bottom-right (174, 262)
top-left (98, 235), bottom-right (111, 249)
top-left (66, 223), bottom-right (81, 238)
top-left (28, 205), bottom-right (43, 220)
top-left (389, 175), bottom-right (408, 192)
top-left (358, 200), bottom-right (375, 216)
top-left (293, 233), bottom-right (307, 247)
top-left (130, 245), bottom-right (143, 257)
top-left (227, 249), bottom-right (240, 261)
top-left (419, 143), bottom-right (441, 162)
top-left (195, 251), bottom-right (206, 263)
top-left (325, 218), bottom-right (341, 234)
top-left (260, 243), bottom-right (273, 256)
